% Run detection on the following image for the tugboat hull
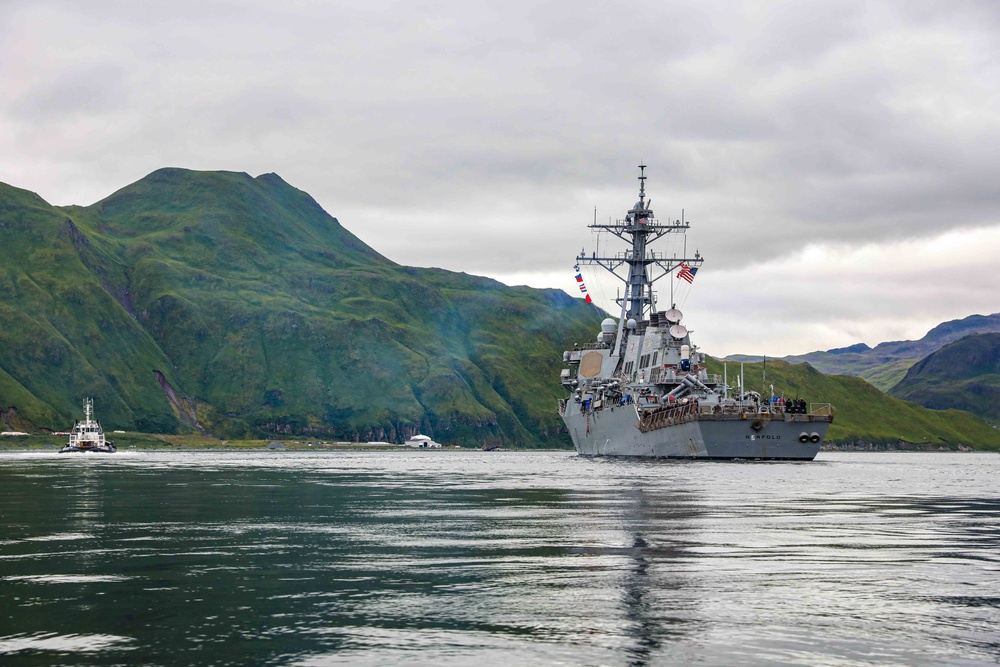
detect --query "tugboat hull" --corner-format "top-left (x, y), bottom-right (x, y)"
top-left (58, 444), bottom-right (117, 454)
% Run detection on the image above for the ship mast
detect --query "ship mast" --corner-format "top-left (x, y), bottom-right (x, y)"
top-left (576, 165), bottom-right (703, 323)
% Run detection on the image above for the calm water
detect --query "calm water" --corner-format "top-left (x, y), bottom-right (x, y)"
top-left (1, 450), bottom-right (999, 666)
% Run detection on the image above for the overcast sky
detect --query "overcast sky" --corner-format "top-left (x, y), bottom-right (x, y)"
top-left (3, 0), bottom-right (999, 357)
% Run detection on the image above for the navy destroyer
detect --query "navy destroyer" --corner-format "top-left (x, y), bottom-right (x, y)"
top-left (558, 166), bottom-right (834, 459)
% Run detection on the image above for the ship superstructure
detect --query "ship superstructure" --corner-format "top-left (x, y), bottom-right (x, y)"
top-left (59, 398), bottom-right (117, 454)
top-left (558, 167), bottom-right (833, 459)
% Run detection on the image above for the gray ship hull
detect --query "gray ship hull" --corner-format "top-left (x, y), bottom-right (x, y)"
top-left (562, 403), bottom-right (829, 460)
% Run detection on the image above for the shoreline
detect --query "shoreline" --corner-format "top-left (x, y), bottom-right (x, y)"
top-left (0, 433), bottom-right (540, 452)
top-left (1, 434), bottom-right (995, 453)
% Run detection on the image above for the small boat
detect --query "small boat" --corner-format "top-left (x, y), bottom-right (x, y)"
top-left (58, 398), bottom-right (117, 453)
top-left (404, 434), bottom-right (442, 448)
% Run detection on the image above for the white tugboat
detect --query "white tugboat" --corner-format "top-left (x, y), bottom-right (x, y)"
top-left (59, 398), bottom-right (117, 453)
top-left (558, 166), bottom-right (834, 459)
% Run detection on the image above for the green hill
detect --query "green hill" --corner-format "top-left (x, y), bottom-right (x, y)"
top-left (0, 181), bottom-right (182, 432)
top-left (0, 169), bottom-right (603, 446)
top-left (889, 333), bottom-right (1000, 427)
top-left (705, 357), bottom-right (1000, 450)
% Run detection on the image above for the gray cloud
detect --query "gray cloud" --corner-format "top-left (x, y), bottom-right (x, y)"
top-left (2, 0), bottom-right (999, 354)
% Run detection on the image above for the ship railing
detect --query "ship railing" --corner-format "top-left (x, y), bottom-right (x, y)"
top-left (612, 218), bottom-right (690, 231)
top-left (575, 342), bottom-right (611, 351)
top-left (595, 248), bottom-right (686, 263)
top-left (637, 402), bottom-right (700, 432)
top-left (699, 404), bottom-right (786, 418)
top-left (637, 400), bottom-right (832, 432)
top-left (695, 403), bottom-right (836, 421)
top-left (699, 404), bottom-right (769, 416)
top-left (647, 369), bottom-right (723, 385)
top-left (558, 399), bottom-right (568, 415)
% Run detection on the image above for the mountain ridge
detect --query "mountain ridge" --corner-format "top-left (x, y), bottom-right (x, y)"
top-left (0, 168), bottom-right (603, 446)
top-left (723, 312), bottom-right (1000, 391)
top-left (889, 332), bottom-right (1000, 426)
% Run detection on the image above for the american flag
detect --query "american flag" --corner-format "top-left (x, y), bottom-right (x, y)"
top-left (677, 262), bottom-right (698, 284)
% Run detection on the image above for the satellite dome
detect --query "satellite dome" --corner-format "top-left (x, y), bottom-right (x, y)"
top-left (601, 318), bottom-right (617, 334)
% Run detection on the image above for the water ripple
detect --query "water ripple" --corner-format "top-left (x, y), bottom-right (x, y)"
top-left (1, 451), bottom-right (999, 665)
top-left (0, 632), bottom-right (134, 655)
top-left (4, 574), bottom-right (131, 584)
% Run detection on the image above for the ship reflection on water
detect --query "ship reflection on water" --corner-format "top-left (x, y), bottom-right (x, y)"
top-left (565, 486), bottom-right (705, 666)
top-left (1, 451), bottom-right (1000, 665)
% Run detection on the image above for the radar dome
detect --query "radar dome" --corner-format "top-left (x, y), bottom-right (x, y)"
top-left (601, 318), bottom-right (617, 334)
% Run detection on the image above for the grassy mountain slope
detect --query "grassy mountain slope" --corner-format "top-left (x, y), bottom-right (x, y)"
top-left (705, 357), bottom-right (1000, 449)
top-left (0, 182), bottom-right (182, 431)
top-left (1, 169), bottom-right (603, 445)
top-left (724, 313), bottom-right (1000, 387)
top-left (858, 359), bottom-right (919, 393)
top-left (889, 333), bottom-right (1000, 426)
